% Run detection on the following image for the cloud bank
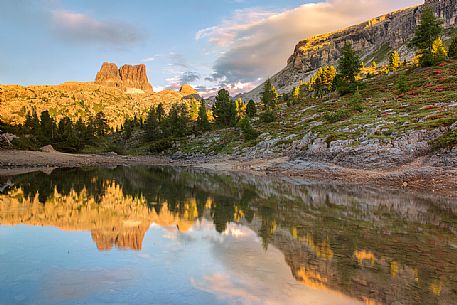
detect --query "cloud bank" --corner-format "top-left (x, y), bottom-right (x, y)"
top-left (197, 0), bottom-right (422, 91)
top-left (51, 10), bottom-right (146, 46)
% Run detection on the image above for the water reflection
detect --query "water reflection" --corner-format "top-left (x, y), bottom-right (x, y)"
top-left (0, 166), bottom-right (456, 305)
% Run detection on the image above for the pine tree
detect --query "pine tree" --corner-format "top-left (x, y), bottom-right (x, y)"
top-left (261, 79), bottom-right (278, 108)
top-left (24, 111), bottom-right (34, 132)
top-left (188, 98), bottom-right (200, 121)
top-left (409, 5), bottom-right (444, 66)
top-left (388, 50), bottom-right (401, 71)
top-left (246, 100), bottom-right (257, 117)
top-left (196, 100), bottom-right (211, 132)
top-left (94, 112), bottom-right (108, 137)
top-left (213, 89), bottom-right (237, 127)
top-left (74, 118), bottom-right (87, 143)
top-left (39, 111), bottom-right (55, 143)
top-left (86, 116), bottom-right (96, 141)
top-left (338, 42), bottom-right (362, 83)
top-left (123, 118), bottom-right (134, 140)
top-left (449, 31), bottom-right (457, 58)
top-left (239, 117), bottom-right (258, 141)
top-left (291, 85), bottom-right (300, 103)
top-left (164, 103), bottom-right (191, 138)
top-left (432, 37), bottom-right (448, 60)
top-left (156, 103), bottom-right (165, 123)
top-left (162, 106), bottom-right (175, 138)
top-left (31, 109), bottom-right (40, 136)
top-left (145, 107), bottom-right (160, 141)
top-left (235, 98), bottom-right (246, 119)
top-left (309, 65), bottom-right (336, 96)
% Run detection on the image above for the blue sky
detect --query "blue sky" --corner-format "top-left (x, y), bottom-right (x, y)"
top-left (0, 0), bottom-right (422, 96)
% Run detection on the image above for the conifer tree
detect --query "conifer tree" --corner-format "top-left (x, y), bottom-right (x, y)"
top-left (309, 65), bottom-right (336, 96)
top-left (94, 112), bottom-right (108, 137)
top-left (123, 118), bottom-right (134, 139)
top-left (188, 98), bottom-right (200, 121)
top-left (213, 89), bottom-right (237, 127)
top-left (156, 103), bottom-right (165, 123)
top-left (388, 50), bottom-right (401, 71)
top-left (246, 100), bottom-right (257, 117)
top-left (338, 42), bottom-right (362, 83)
top-left (291, 85), bottom-right (300, 103)
top-left (39, 110), bottom-right (55, 142)
top-left (239, 117), bottom-right (258, 141)
top-left (164, 103), bottom-right (191, 138)
top-left (31, 109), bottom-right (40, 136)
top-left (74, 118), bottom-right (87, 143)
top-left (196, 100), bottom-right (211, 132)
top-left (23, 111), bottom-right (34, 132)
top-left (409, 5), bottom-right (444, 66)
top-left (432, 37), bottom-right (448, 60)
top-left (235, 98), bottom-right (246, 120)
top-left (145, 107), bottom-right (160, 141)
top-left (261, 79), bottom-right (278, 108)
top-left (449, 31), bottom-right (457, 58)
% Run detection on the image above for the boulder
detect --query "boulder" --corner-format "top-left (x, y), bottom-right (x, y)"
top-left (41, 145), bottom-right (56, 153)
top-left (0, 135), bottom-right (11, 149)
top-left (0, 133), bottom-right (17, 149)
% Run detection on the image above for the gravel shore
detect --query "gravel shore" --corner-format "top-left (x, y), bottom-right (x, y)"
top-left (0, 150), bottom-right (456, 198)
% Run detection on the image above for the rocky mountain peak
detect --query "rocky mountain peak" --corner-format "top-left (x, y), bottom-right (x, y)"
top-left (179, 84), bottom-right (198, 96)
top-left (95, 62), bottom-right (153, 93)
top-left (243, 0), bottom-right (457, 101)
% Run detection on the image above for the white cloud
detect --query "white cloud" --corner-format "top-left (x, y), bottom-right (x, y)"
top-left (51, 10), bottom-right (146, 46)
top-left (195, 8), bottom-right (274, 47)
top-left (197, 0), bottom-right (422, 90)
top-left (142, 57), bottom-right (156, 62)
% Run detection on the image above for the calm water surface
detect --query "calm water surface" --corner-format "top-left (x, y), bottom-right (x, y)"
top-left (0, 166), bottom-right (456, 305)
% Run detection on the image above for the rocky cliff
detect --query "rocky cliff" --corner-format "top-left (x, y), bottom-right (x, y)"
top-left (244, 0), bottom-right (457, 100)
top-left (95, 62), bottom-right (153, 93)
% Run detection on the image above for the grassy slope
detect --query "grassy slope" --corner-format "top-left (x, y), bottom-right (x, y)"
top-left (170, 61), bottom-right (457, 157)
top-left (3, 61), bottom-right (456, 157)
top-left (0, 83), bottom-right (184, 129)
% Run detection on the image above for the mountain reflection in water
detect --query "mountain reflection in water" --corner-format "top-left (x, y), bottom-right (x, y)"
top-left (0, 166), bottom-right (456, 305)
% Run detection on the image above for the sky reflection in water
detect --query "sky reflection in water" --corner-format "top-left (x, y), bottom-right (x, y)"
top-left (0, 166), bottom-right (455, 305)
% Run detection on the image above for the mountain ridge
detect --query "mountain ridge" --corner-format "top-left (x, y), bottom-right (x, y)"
top-left (243, 0), bottom-right (457, 101)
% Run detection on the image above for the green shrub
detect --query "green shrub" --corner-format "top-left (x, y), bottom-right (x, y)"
top-left (149, 139), bottom-right (173, 153)
top-left (323, 109), bottom-right (351, 123)
top-left (104, 142), bottom-right (126, 155)
top-left (11, 137), bottom-right (39, 151)
top-left (396, 74), bottom-right (409, 94)
top-left (430, 130), bottom-right (457, 150)
top-left (239, 117), bottom-right (258, 141)
top-left (259, 110), bottom-right (276, 123)
top-left (333, 75), bottom-right (359, 95)
top-left (350, 89), bottom-right (363, 112)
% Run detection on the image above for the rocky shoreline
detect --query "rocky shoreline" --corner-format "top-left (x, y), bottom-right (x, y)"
top-left (0, 149), bottom-right (455, 198)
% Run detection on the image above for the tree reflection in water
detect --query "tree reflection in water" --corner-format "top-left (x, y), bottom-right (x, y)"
top-left (0, 166), bottom-right (456, 305)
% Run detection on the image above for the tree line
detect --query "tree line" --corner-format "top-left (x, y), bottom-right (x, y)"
top-left (1, 110), bottom-right (109, 152)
